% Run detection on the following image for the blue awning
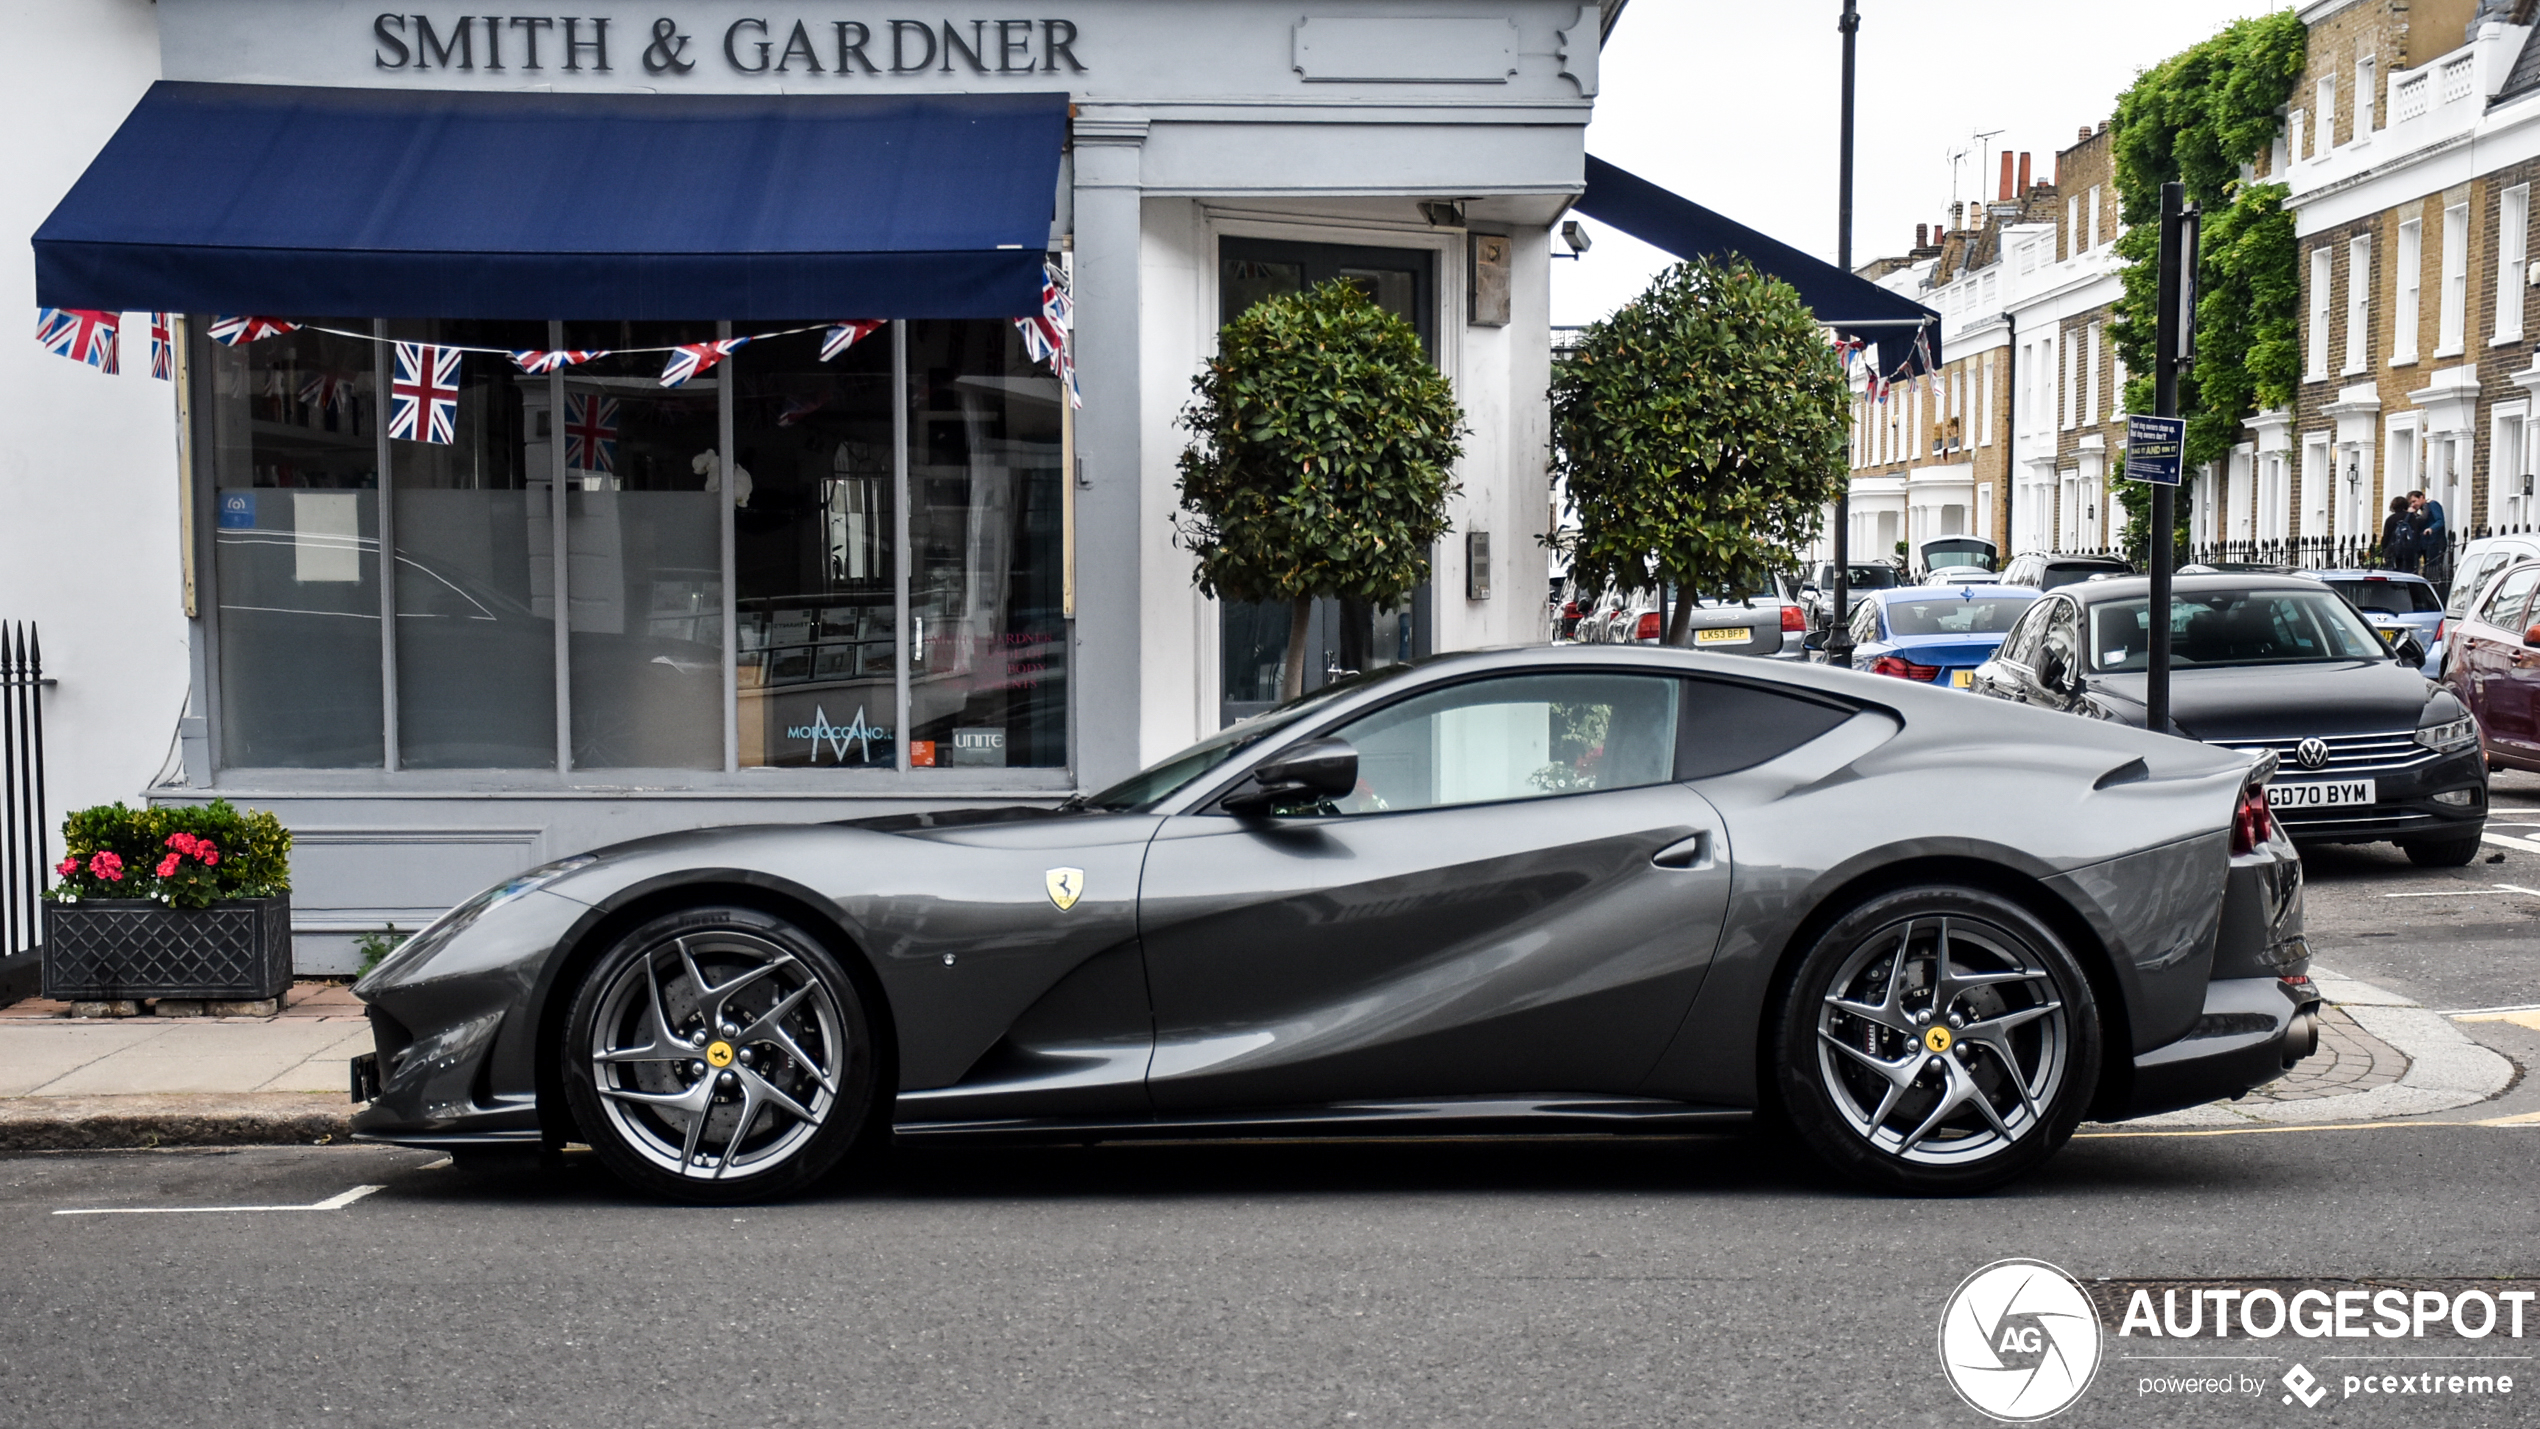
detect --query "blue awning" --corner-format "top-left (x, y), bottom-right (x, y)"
top-left (34, 82), bottom-right (1067, 321)
top-left (1576, 156), bottom-right (1942, 375)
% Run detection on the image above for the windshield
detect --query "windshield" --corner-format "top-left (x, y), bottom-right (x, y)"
top-left (2085, 589), bottom-right (2388, 672)
top-left (1831, 565), bottom-right (1898, 589)
top-left (1076, 665), bottom-right (1414, 811)
top-left (1882, 595), bottom-right (2036, 637)
top-left (2325, 578), bottom-right (2442, 615)
top-left (2041, 561), bottom-right (2127, 590)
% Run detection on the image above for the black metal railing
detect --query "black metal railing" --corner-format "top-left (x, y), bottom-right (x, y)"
top-left (2018, 525), bottom-right (2540, 600)
top-left (2, 624), bottom-right (47, 967)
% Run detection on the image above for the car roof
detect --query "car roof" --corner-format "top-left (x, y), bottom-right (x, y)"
top-left (2052, 573), bottom-right (2337, 603)
top-left (2298, 569), bottom-right (2434, 584)
top-left (1866, 583), bottom-right (2033, 602)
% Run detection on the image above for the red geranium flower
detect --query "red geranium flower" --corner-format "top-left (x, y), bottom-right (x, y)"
top-left (200, 847), bottom-right (220, 867)
top-left (55, 856), bottom-right (79, 877)
top-left (157, 854), bottom-right (181, 878)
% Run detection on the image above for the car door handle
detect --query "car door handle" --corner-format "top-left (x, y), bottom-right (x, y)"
top-left (1651, 832), bottom-right (1714, 870)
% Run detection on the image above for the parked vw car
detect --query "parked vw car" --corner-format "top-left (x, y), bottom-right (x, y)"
top-left (2299, 569), bottom-right (2443, 675)
top-left (1970, 574), bottom-right (2486, 865)
top-left (2441, 557), bottom-right (2540, 774)
top-left (1845, 585), bottom-right (2040, 689)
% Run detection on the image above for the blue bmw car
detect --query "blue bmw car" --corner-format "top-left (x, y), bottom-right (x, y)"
top-left (1845, 585), bottom-right (2042, 689)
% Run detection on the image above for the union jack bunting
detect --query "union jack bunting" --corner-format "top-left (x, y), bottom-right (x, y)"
top-left (1013, 266), bottom-right (1079, 409)
top-left (388, 342), bottom-right (461, 445)
top-left (775, 396), bottom-right (824, 428)
top-left (148, 314), bottom-right (174, 380)
top-left (660, 337), bottom-right (747, 387)
top-left (206, 316), bottom-right (301, 346)
top-left (35, 308), bottom-right (118, 373)
top-left (819, 321), bottom-right (883, 362)
top-left (563, 392), bottom-right (620, 472)
top-left (298, 371), bottom-right (356, 414)
top-left (511, 348), bottom-right (608, 375)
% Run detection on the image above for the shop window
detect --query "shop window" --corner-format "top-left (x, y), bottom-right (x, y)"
top-left (385, 319), bottom-right (555, 769)
top-left (1214, 238), bottom-right (1437, 726)
top-left (203, 321), bottom-right (385, 769)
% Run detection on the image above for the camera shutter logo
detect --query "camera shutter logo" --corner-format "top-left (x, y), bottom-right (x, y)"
top-left (2297, 737), bottom-right (2330, 770)
top-left (1938, 1259), bottom-right (2103, 1421)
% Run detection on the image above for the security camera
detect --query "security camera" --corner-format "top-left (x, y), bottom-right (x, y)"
top-left (1561, 220), bottom-right (1593, 255)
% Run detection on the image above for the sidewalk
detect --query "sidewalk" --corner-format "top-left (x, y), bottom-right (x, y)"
top-left (0, 982), bottom-right (367, 1148)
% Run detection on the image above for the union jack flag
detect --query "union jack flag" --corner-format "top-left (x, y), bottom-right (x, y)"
top-left (775, 395), bottom-right (824, 428)
top-left (512, 348), bottom-right (608, 374)
top-left (148, 314), bottom-right (174, 380)
top-left (35, 308), bottom-right (119, 373)
top-left (660, 338), bottom-right (748, 387)
top-left (820, 320), bottom-right (884, 362)
top-left (206, 316), bottom-right (300, 346)
top-left (298, 371), bottom-right (356, 414)
top-left (563, 392), bottom-right (619, 472)
top-left (1013, 266), bottom-right (1078, 409)
top-left (388, 342), bottom-right (460, 445)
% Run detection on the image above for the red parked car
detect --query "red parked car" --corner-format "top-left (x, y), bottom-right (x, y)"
top-left (2440, 557), bottom-right (2540, 771)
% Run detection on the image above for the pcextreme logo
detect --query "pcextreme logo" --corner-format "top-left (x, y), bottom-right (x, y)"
top-left (1939, 1259), bottom-right (2105, 1422)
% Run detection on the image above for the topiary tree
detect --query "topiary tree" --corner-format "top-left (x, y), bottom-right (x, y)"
top-left (1551, 256), bottom-right (1851, 643)
top-left (1175, 279), bottom-right (1465, 700)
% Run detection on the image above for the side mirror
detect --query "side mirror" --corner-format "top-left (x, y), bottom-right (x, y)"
top-left (2393, 631), bottom-right (2429, 667)
top-left (1221, 736), bottom-right (1358, 817)
top-left (2035, 646), bottom-right (2069, 691)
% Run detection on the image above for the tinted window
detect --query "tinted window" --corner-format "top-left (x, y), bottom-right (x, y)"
top-left (2326, 579), bottom-right (2442, 615)
top-left (2041, 561), bottom-right (2125, 590)
top-left (1674, 679), bottom-right (1855, 779)
top-left (1996, 600), bottom-right (2051, 667)
top-left (2041, 601), bottom-right (2082, 675)
top-left (2480, 566), bottom-right (2540, 628)
top-left (1324, 673), bottom-right (1680, 815)
top-left (2448, 552), bottom-right (2514, 618)
top-left (1880, 596), bottom-right (2037, 637)
top-left (2092, 589), bottom-right (2384, 670)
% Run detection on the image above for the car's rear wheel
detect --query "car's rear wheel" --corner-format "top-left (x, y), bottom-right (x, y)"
top-left (2401, 833), bottom-right (2483, 867)
top-left (562, 906), bottom-right (875, 1204)
top-left (1773, 887), bottom-right (2100, 1195)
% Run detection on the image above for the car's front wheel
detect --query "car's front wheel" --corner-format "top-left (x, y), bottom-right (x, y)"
top-left (2402, 833), bottom-right (2483, 867)
top-left (562, 906), bottom-right (876, 1204)
top-left (1772, 887), bottom-right (2101, 1194)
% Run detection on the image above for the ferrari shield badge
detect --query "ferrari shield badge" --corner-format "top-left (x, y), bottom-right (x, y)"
top-left (1045, 867), bottom-right (1085, 911)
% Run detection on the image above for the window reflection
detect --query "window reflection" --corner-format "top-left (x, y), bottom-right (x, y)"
top-left (557, 323), bottom-right (725, 770)
top-left (205, 320), bottom-right (385, 768)
top-left (907, 322), bottom-right (1067, 769)
top-left (731, 328), bottom-right (898, 768)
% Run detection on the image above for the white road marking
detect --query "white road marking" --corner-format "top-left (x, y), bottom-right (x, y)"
top-left (2480, 831), bottom-right (2540, 855)
top-left (53, 1183), bottom-right (384, 1216)
top-left (2441, 1002), bottom-right (2540, 1016)
top-left (2382, 889), bottom-right (2490, 897)
top-left (2495, 883), bottom-right (2540, 897)
top-left (417, 1156), bottom-right (454, 1171)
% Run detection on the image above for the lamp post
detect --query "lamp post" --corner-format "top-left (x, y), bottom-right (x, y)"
top-left (1825, 0), bottom-right (1862, 670)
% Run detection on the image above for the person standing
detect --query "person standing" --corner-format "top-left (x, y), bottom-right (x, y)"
top-left (2410, 488), bottom-right (2448, 583)
top-left (2381, 495), bottom-right (2422, 574)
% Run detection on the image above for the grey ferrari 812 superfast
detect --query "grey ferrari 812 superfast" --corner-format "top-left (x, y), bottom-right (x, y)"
top-left (350, 645), bottom-right (2318, 1202)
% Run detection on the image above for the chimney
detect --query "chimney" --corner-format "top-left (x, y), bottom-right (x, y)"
top-left (1951, 201), bottom-right (1966, 230)
top-left (2017, 151), bottom-right (2032, 193)
top-left (1998, 151), bottom-right (2015, 201)
top-left (1916, 223), bottom-right (1929, 248)
top-left (2079, 125), bottom-right (2093, 143)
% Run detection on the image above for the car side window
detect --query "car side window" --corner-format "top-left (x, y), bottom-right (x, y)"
top-left (1321, 673), bottom-right (1681, 815)
top-left (1675, 678), bottom-right (1855, 779)
top-left (2481, 566), bottom-right (2540, 629)
top-left (2040, 600), bottom-right (2081, 678)
top-left (1996, 601), bottom-right (2049, 667)
top-left (1850, 600), bottom-right (1879, 644)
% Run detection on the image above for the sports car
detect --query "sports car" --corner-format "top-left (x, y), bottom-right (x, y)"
top-left (350, 644), bottom-right (2319, 1203)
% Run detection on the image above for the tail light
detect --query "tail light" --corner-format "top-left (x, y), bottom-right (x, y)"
top-left (2435, 618), bottom-right (2445, 645)
top-left (1870, 655), bottom-right (1942, 681)
top-left (1781, 604), bottom-right (1807, 632)
top-left (1635, 611), bottom-right (1662, 642)
top-left (2231, 781), bottom-right (2275, 855)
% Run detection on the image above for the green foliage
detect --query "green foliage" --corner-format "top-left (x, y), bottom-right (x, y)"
top-left (49, 800), bottom-right (292, 909)
top-left (1174, 278), bottom-right (1465, 612)
top-left (2108, 10), bottom-right (2307, 467)
top-left (354, 924), bottom-right (411, 976)
top-left (1549, 257), bottom-right (1850, 634)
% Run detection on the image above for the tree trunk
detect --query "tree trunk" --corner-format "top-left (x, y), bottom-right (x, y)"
top-left (1279, 595), bottom-right (1314, 702)
top-left (1666, 587), bottom-right (1695, 646)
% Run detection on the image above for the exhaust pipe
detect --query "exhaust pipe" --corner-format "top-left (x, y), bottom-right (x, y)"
top-left (2283, 1008), bottom-right (2320, 1068)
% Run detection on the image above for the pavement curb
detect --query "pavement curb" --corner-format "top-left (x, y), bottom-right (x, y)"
top-left (2122, 969), bottom-right (2517, 1129)
top-left (0, 1094), bottom-right (354, 1151)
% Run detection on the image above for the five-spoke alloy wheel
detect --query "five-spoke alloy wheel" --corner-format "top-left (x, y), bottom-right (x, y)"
top-left (1774, 887), bottom-right (2100, 1194)
top-left (563, 907), bottom-right (876, 1204)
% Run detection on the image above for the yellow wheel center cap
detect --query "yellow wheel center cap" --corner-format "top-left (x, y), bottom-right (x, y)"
top-left (1923, 1026), bottom-right (1954, 1054)
top-left (705, 1040), bottom-right (735, 1068)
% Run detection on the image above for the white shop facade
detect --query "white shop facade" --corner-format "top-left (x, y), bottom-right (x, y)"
top-left (12, 0), bottom-right (1610, 969)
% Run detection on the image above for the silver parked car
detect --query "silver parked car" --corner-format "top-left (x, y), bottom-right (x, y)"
top-left (352, 645), bottom-right (2318, 1202)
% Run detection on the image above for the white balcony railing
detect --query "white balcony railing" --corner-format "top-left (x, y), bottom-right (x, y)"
top-left (2442, 53), bottom-right (2475, 105)
top-left (2395, 71), bottom-right (2429, 123)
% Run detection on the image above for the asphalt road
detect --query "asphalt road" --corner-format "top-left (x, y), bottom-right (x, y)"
top-left (0, 798), bottom-right (2532, 1429)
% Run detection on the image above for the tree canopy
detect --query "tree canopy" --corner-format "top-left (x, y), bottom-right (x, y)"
top-left (1551, 256), bottom-right (1850, 641)
top-left (1174, 279), bottom-right (1464, 698)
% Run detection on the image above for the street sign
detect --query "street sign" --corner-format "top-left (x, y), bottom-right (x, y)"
top-left (2127, 415), bottom-right (2186, 487)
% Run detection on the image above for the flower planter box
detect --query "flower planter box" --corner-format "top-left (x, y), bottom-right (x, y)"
top-left (41, 895), bottom-right (292, 1002)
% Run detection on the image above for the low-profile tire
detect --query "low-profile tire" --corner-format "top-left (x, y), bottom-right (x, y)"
top-left (1771, 886), bottom-right (2102, 1195)
top-left (562, 906), bottom-right (877, 1205)
top-left (2402, 834), bottom-right (2483, 867)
